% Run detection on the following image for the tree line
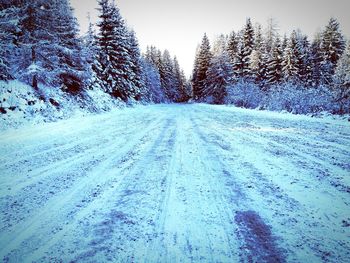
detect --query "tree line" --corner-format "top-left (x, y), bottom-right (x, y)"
top-left (192, 18), bottom-right (350, 113)
top-left (1, 0), bottom-right (349, 114)
top-left (0, 0), bottom-right (188, 104)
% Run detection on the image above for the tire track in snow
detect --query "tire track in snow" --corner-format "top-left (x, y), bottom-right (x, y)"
top-left (192, 105), bottom-right (350, 262)
top-left (0, 110), bottom-right (161, 189)
top-left (1, 104), bottom-right (349, 262)
top-left (0, 114), bottom-right (170, 261)
top-left (189, 111), bottom-right (289, 263)
top-left (47, 116), bottom-right (178, 262)
top-left (0, 115), bottom-right (165, 232)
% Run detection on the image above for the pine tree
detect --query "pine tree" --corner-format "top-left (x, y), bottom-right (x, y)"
top-left (250, 24), bottom-right (267, 86)
top-left (126, 30), bottom-right (144, 100)
top-left (109, 2), bottom-right (135, 100)
top-left (141, 57), bottom-right (165, 103)
top-left (191, 45), bottom-right (200, 98)
top-left (0, 4), bottom-right (20, 80)
top-left (310, 33), bottom-right (323, 86)
top-left (281, 31), bottom-right (302, 84)
top-left (172, 57), bottom-right (187, 102)
top-left (266, 37), bottom-right (283, 86)
top-left (333, 41), bottom-right (350, 113)
top-left (192, 33), bottom-right (212, 100)
top-left (204, 37), bottom-right (233, 103)
top-left (161, 50), bottom-right (177, 101)
top-left (82, 17), bottom-right (100, 89)
top-left (15, 0), bottom-right (56, 89)
top-left (298, 35), bottom-right (313, 86)
top-left (242, 18), bottom-right (255, 78)
top-left (320, 18), bottom-right (345, 85)
top-left (95, 0), bottom-right (134, 101)
top-left (52, 0), bottom-right (86, 93)
top-left (265, 18), bottom-right (279, 54)
top-left (233, 18), bottom-right (254, 80)
top-left (10, 0), bottom-right (85, 91)
top-left (227, 31), bottom-right (238, 67)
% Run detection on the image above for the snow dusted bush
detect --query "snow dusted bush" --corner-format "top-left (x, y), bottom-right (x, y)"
top-left (224, 81), bottom-right (340, 115)
top-left (264, 84), bottom-right (335, 114)
top-left (225, 81), bottom-right (265, 109)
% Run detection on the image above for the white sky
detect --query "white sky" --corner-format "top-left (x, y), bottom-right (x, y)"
top-left (70, 0), bottom-right (350, 77)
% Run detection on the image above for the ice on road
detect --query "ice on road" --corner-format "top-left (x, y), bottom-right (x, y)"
top-left (0, 104), bottom-right (349, 262)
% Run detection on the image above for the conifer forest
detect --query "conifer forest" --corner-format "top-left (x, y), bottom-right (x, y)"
top-left (0, 0), bottom-right (349, 262)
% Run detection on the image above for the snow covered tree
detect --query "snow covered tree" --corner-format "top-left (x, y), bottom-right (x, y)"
top-left (298, 35), bottom-right (313, 86)
top-left (94, 0), bottom-right (136, 101)
top-left (161, 50), bottom-right (177, 101)
top-left (265, 37), bottom-right (283, 86)
top-left (0, 3), bottom-right (21, 80)
top-left (204, 36), bottom-right (233, 103)
top-left (249, 24), bottom-right (267, 86)
top-left (192, 33), bottom-right (212, 100)
top-left (82, 16), bottom-right (101, 90)
top-left (126, 29), bottom-right (144, 100)
top-left (233, 18), bottom-right (254, 80)
top-left (227, 31), bottom-right (238, 68)
top-left (144, 46), bottom-right (186, 102)
top-left (310, 33), bottom-right (323, 86)
top-left (14, 0), bottom-right (55, 89)
top-left (141, 57), bottom-right (165, 103)
top-left (265, 18), bottom-right (279, 54)
top-left (172, 57), bottom-right (188, 102)
top-left (320, 18), bottom-right (345, 85)
top-left (10, 0), bottom-right (85, 91)
top-left (281, 31), bottom-right (302, 84)
top-left (333, 41), bottom-right (350, 113)
top-left (51, 0), bottom-right (86, 93)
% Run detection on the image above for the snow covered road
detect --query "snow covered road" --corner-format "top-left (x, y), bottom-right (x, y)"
top-left (0, 104), bottom-right (349, 262)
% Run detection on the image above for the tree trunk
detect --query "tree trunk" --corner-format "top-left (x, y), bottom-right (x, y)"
top-left (31, 46), bottom-right (38, 89)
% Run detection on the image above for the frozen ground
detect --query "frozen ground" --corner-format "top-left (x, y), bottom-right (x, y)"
top-left (0, 103), bottom-right (349, 262)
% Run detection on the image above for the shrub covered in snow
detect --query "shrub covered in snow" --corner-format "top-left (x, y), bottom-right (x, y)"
top-left (264, 84), bottom-right (336, 114)
top-left (225, 81), bottom-right (265, 109)
top-left (224, 81), bottom-right (343, 115)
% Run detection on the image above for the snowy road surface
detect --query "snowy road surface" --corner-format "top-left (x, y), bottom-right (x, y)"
top-left (0, 104), bottom-right (349, 262)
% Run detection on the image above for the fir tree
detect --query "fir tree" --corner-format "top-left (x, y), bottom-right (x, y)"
top-left (242, 18), bottom-right (255, 78)
top-left (266, 38), bottom-right (283, 86)
top-left (82, 17), bottom-right (100, 89)
top-left (52, 0), bottom-right (86, 93)
top-left (11, 0), bottom-right (85, 91)
top-left (298, 35), bottom-right (313, 86)
top-left (161, 50), bottom-right (176, 100)
top-left (227, 31), bottom-right (238, 67)
top-left (281, 31), bottom-right (301, 84)
top-left (333, 41), bottom-right (350, 113)
top-left (192, 34), bottom-right (212, 100)
top-left (204, 38), bottom-right (233, 103)
top-left (141, 57), bottom-right (165, 103)
top-left (310, 33), bottom-right (323, 86)
top-left (250, 24), bottom-right (267, 86)
top-left (172, 57), bottom-right (187, 102)
top-left (233, 18), bottom-right (254, 80)
top-left (265, 18), bottom-right (279, 54)
top-left (95, 0), bottom-right (135, 101)
top-left (15, 0), bottom-right (56, 89)
top-left (0, 4), bottom-right (20, 80)
top-left (320, 18), bottom-right (345, 84)
top-left (126, 30), bottom-right (144, 100)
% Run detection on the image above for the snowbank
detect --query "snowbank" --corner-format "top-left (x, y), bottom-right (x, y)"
top-left (0, 81), bottom-right (125, 131)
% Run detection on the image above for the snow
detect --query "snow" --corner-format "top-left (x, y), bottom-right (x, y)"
top-left (0, 103), bottom-right (349, 262)
top-left (0, 81), bottom-right (125, 131)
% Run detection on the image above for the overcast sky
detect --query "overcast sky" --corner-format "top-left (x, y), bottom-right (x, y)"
top-left (70, 0), bottom-right (350, 77)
